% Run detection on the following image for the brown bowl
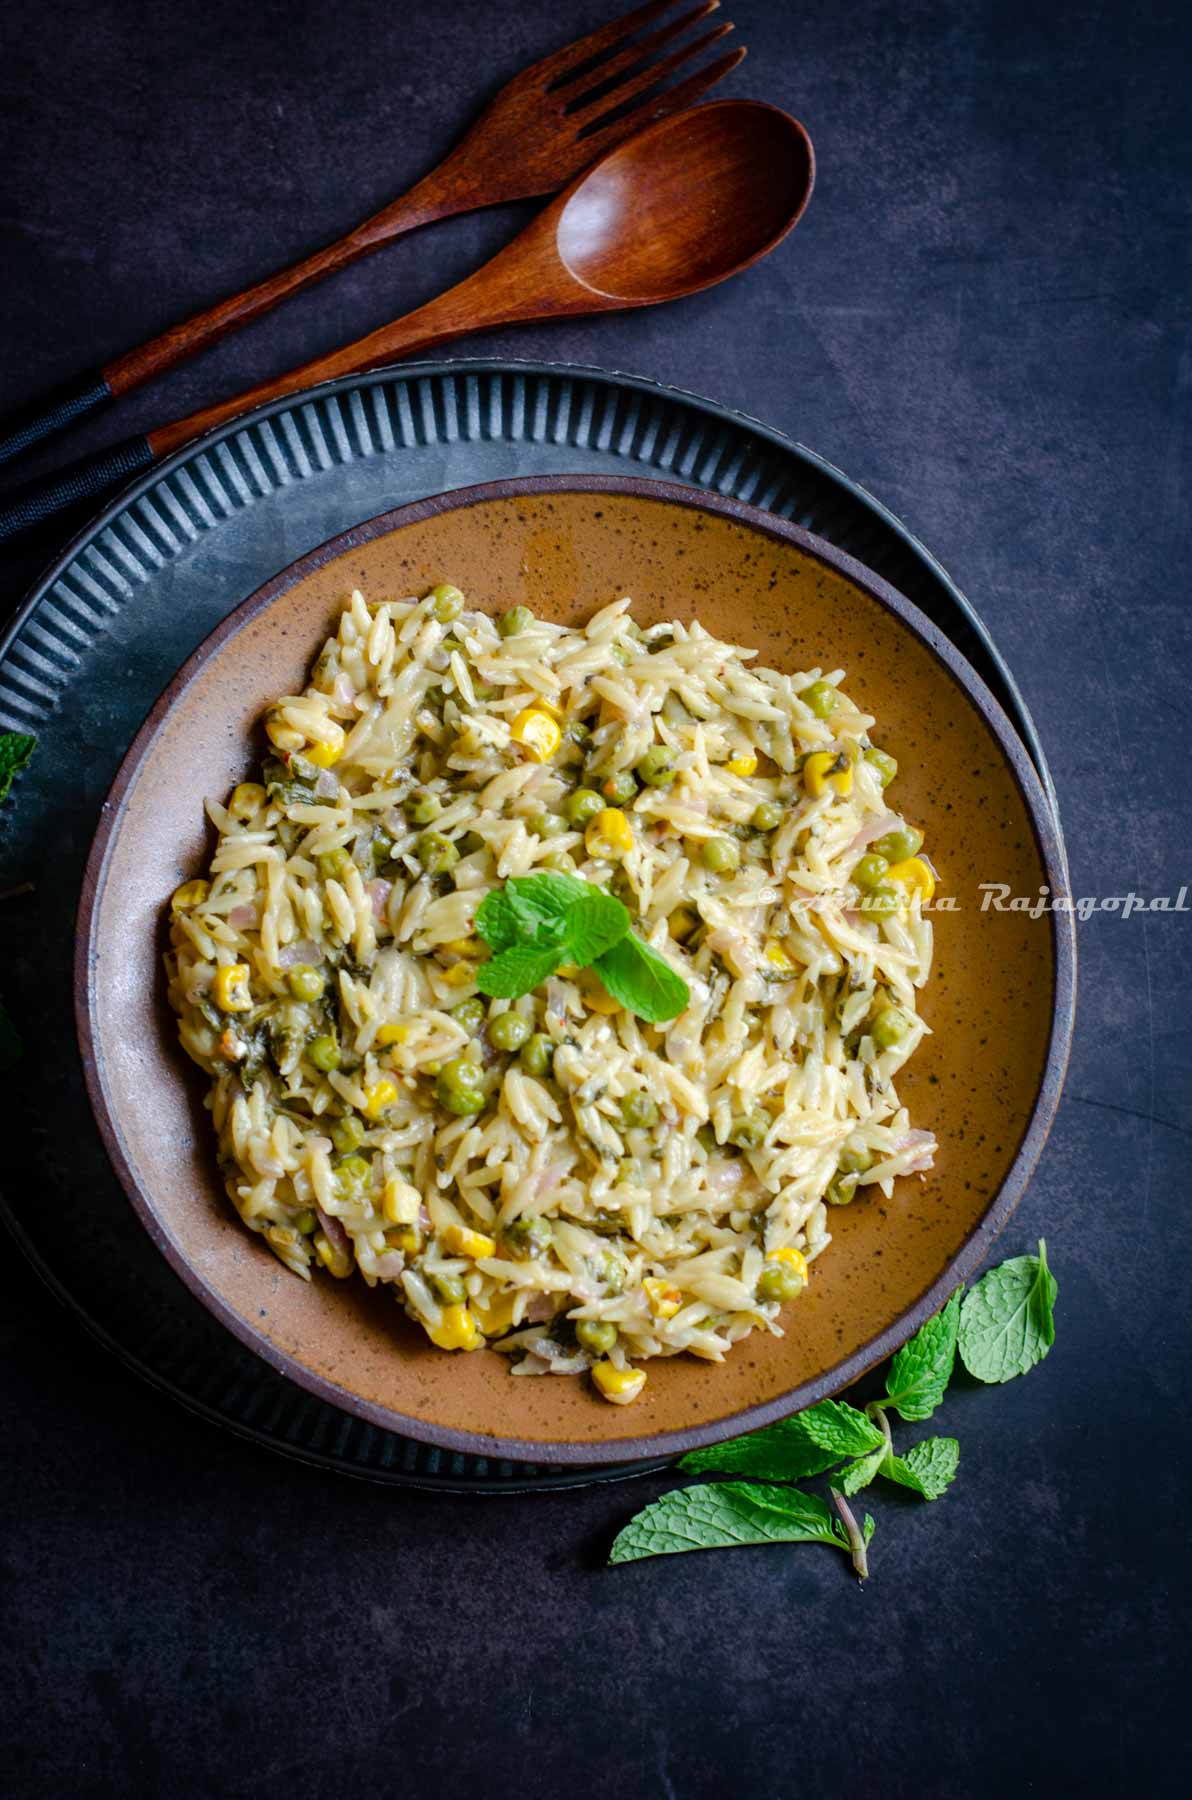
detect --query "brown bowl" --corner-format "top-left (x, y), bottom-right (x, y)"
top-left (76, 477), bottom-right (1075, 1464)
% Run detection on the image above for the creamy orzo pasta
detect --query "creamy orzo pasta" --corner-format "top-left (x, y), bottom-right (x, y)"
top-left (166, 583), bottom-right (937, 1405)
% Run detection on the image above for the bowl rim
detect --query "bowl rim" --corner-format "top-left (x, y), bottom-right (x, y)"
top-left (75, 473), bottom-right (1076, 1464)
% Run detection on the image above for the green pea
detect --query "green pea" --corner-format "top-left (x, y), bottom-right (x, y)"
top-left (601, 770), bottom-right (637, 806)
top-left (619, 1092), bottom-right (659, 1130)
top-left (520, 1033), bottom-right (554, 1078)
top-left (528, 811), bottom-right (568, 838)
top-left (799, 680), bottom-right (839, 719)
top-left (331, 1113), bottom-right (365, 1155)
top-left (287, 965), bottom-right (325, 1002)
top-left (575, 1318), bottom-right (618, 1354)
top-left (542, 851), bottom-right (578, 875)
top-left (427, 1269), bottom-right (466, 1304)
top-left (852, 852), bottom-right (891, 891)
top-left (504, 1214), bottom-right (553, 1258)
top-left (457, 831), bottom-right (485, 857)
top-left (859, 885), bottom-right (900, 916)
top-left (318, 847), bottom-right (351, 882)
top-left (600, 1250), bottom-right (627, 1294)
top-left (488, 1011), bottom-right (530, 1053)
top-left (435, 1057), bottom-right (486, 1115)
top-left (636, 745), bottom-right (676, 788)
top-left (865, 747), bottom-right (898, 788)
top-left (369, 830), bottom-right (395, 870)
top-left (873, 826), bottom-right (923, 863)
top-left (564, 788), bottom-right (604, 828)
top-left (429, 583), bottom-right (464, 624)
top-left (307, 1035), bottom-right (341, 1073)
top-left (336, 1153), bottom-right (372, 1195)
top-left (452, 997), bottom-right (487, 1036)
top-left (700, 837), bottom-right (740, 874)
top-left (826, 1171), bottom-right (859, 1206)
top-left (837, 1144), bottom-right (873, 1175)
top-left (565, 720), bottom-right (592, 750)
top-left (472, 680), bottom-right (499, 701)
top-left (728, 1110), bottom-right (769, 1151)
top-left (497, 605), bottom-right (533, 637)
top-left (405, 790), bottom-right (442, 826)
top-left (758, 1261), bottom-right (804, 1302)
top-left (417, 831), bottom-right (459, 874)
top-left (872, 1006), bottom-right (912, 1051)
top-left (750, 800), bottom-right (783, 832)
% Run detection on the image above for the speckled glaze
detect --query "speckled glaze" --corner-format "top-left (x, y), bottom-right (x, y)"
top-left (77, 478), bottom-right (1075, 1463)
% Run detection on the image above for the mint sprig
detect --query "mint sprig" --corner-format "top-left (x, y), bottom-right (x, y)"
top-left (475, 872), bottom-right (690, 1023)
top-left (0, 732), bottom-right (35, 804)
top-left (609, 1241), bottom-right (1057, 1576)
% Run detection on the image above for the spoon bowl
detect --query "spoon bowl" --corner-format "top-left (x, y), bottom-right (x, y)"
top-left (555, 101), bottom-right (814, 301)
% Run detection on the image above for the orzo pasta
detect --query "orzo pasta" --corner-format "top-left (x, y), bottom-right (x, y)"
top-left (166, 583), bottom-right (937, 1405)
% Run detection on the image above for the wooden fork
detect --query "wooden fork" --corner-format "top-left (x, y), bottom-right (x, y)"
top-left (0, 0), bottom-right (744, 470)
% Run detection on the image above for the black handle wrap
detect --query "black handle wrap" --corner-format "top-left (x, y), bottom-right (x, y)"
top-left (0, 368), bottom-right (114, 469)
top-left (0, 435), bottom-right (157, 546)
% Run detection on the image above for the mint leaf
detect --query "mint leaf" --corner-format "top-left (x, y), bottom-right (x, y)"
top-left (474, 888), bottom-right (523, 953)
top-left (608, 1481), bottom-right (865, 1564)
top-left (565, 889), bottom-right (630, 965)
top-left (0, 997), bottom-right (22, 1071)
top-left (958, 1239), bottom-right (1057, 1383)
top-left (838, 1445), bottom-right (886, 1496)
top-left (505, 871), bottom-right (589, 942)
top-left (678, 1413), bottom-right (848, 1482)
top-left (880, 1437), bottom-right (960, 1501)
top-left (884, 1289), bottom-right (962, 1421)
top-left (0, 732), bottom-right (35, 804)
top-left (476, 943), bottom-right (565, 999)
top-left (592, 933), bottom-right (690, 1023)
top-left (798, 1398), bottom-right (885, 1460)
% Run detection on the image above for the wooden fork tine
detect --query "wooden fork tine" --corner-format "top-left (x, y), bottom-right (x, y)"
top-left (577, 44), bottom-right (747, 142)
top-left (532, 0), bottom-right (685, 88)
top-left (570, 21), bottom-right (735, 119)
top-left (562, 0), bottom-right (722, 106)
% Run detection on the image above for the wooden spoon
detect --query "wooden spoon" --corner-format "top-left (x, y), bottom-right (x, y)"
top-left (0, 102), bottom-right (813, 543)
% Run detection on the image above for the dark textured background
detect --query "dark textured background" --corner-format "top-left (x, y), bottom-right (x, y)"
top-left (2, 1), bottom-right (1188, 1793)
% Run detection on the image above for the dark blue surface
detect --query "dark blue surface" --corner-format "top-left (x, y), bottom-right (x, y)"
top-left (1, 1), bottom-right (1188, 1794)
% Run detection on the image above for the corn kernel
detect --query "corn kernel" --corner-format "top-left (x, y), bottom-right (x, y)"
top-left (592, 1360), bottom-right (647, 1405)
top-left (376, 1023), bottom-right (411, 1047)
top-left (363, 1078), bottom-right (399, 1120)
top-left (726, 752), bottom-right (758, 777)
top-left (213, 963), bottom-right (252, 1012)
top-left (171, 879), bottom-right (210, 912)
top-left (763, 939), bottom-right (795, 974)
top-left (441, 962), bottom-right (476, 988)
top-left (442, 936), bottom-right (480, 959)
top-left (472, 1291), bottom-right (520, 1337)
top-left (389, 1225), bottom-right (423, 1254)
top-left (306, 739), bottom-right (342, 769)
top-left (511, 708), bottom-right (562, 762)
top-left (442, 1221), bottom-right (498, 1259)
top-left (427, 1303), bottom-right (482, 1351)
top-left (577, 969), bottom-right (622, 1014)
top-left (668, 904), bottom-right (700, 944)
top-left (767, 1245), bottom-right (809, 1281)
top-left (803, 750), bottom-right (854, 799)
top-left (313, 1231), bottom-right (352, 1278)
top-left (382, 1178), bottom-right (422, 1226)
top-left (585, 807), bottom-right (633, 860)
top-left (643, 1276), bottom-right (682, 1320)
top-left (885, 856), bottom-right (935, 903)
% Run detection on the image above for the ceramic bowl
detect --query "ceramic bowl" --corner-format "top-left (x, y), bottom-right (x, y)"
top-left (76, 476), bottom-right (1074, 1462)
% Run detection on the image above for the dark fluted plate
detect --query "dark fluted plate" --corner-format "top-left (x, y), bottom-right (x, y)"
top-left (0, 360), bottom-right (1064, 1491)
